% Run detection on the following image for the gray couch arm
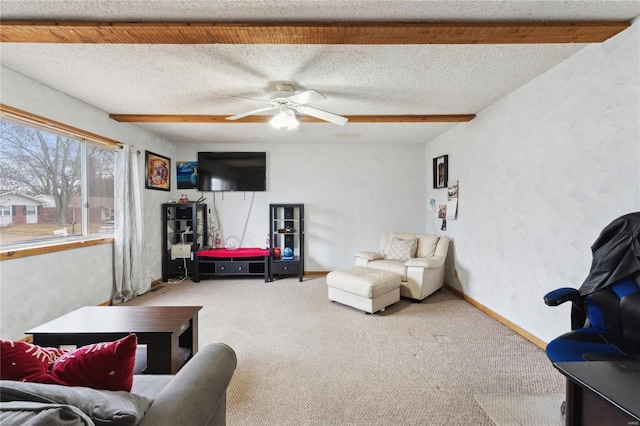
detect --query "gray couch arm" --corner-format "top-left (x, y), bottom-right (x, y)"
top-left (140, 343), bottom-right (237, 426)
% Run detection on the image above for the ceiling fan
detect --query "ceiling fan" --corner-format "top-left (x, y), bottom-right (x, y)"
top-left (226, 84), bottom-right (348, 128)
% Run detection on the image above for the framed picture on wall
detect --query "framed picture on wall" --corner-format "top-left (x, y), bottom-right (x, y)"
top-left (433, 155), bottom-right (448, 189)
top-left (145, 151), bottom-right (171, 191)
top-left (176, 161), bottom-right (198, 189)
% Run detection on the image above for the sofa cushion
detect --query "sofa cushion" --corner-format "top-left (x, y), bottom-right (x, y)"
top-left (415, 234), bottom-right (440, 258)
top-left (385, 237), bottom-right (418, 261)
top-left (131, 374), bottom-right (173, 400)
top-left (51, 334), bottom-right (138, 392)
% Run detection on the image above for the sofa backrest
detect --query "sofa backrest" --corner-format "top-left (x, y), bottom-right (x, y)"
top-left (378, 233), bottom-right (441, 259)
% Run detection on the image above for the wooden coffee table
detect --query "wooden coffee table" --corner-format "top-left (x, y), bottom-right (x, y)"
top-left (27, 305), bottom-right (201, 374)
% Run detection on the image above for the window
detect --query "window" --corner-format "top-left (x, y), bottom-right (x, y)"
top-left (0, 115), bottom-right (116, 248)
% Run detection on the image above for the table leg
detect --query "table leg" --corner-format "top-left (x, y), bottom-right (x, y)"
top-left (193, 254), bottom-right (200, 282)
top-left (143, 333), bottom-right (175, 374)
top-left (564, 378), bottom-right (578, 426)
top-left (179, 314), bottom-right (198, 357)
top-left (31, 334), bottom-right (60, 347)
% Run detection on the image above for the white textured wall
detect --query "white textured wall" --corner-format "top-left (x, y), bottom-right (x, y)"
top-left (0, 66), bottom-right (174, 340)
top-left (425, 22), bottom-right (640, 344)
top-left (173, 142), bottom-right (427, 272)
top-left (0, 245), bottom-right (113, 338)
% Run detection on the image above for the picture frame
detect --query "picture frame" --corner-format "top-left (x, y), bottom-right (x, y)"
top-left (438, 204), bottom-right (447, 219)
top-left (433, 155), bottom-right (448, 189)
top-left (176, 161), bottom-right (198, 189)
top-left (145, 151), bottom-right (171, 191)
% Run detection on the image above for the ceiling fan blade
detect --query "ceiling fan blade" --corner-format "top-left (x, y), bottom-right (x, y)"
top-left (226, 105), bottom-right (278, 120)
top-left (296, 105), bottom-right (348, 126)
top-left (287, 89), bottom-right (326, 105)
top-left (227, 95), bottom-right (273, 105)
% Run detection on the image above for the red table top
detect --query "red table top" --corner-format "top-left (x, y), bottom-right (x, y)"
top-left (197, 247), bottom-right (269, 258)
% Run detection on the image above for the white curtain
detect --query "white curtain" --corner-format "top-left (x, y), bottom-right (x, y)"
top-left (113, 145), bottom-right (150, 304)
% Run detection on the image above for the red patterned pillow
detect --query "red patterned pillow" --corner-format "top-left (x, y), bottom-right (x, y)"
top-left (1, 339), bottom-right (67, 383)
top-left (51, 334), bottom-right (137, 392)
top-left (1, 334), bottom-right (137, 392)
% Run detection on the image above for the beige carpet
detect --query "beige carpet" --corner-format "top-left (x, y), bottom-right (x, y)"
top-left (475, 393), bottom-right (564, 426)
top-left (124, 276), bottom-right (565, 425)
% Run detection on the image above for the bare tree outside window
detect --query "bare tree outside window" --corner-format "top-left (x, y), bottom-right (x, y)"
top-left (0, 118), bottom-right (115, 246)
top-left (87, 145), bottom-right (115, 236)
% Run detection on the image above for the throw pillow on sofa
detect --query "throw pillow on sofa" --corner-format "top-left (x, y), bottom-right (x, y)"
top-left (1, 334), bottom-right (137, 392)
top-left (386, 237), bottom-right (418, 261)
top-left (0, 340), bottom-right (67, 383)
top-left (51, 333), bottom-right (138, 392)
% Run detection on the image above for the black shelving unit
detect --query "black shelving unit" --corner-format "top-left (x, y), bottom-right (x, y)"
top-left (161, 203), bottom-right (207, 282)
top-left (269, 203), bottom-right (304, 282)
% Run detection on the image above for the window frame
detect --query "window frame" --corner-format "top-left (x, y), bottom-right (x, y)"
top-left (0, 104), bottom-right (120, 258)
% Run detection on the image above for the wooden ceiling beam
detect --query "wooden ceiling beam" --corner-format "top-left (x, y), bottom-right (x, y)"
top-left (109, 114), bottom-right (476, 123)
top-left (0, 21), bottom-right (630, 44)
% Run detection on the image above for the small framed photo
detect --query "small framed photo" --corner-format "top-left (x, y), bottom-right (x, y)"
top-left (177, 161), bottom-right (198, 189)
top-left (433, 155), bottom-right (448, 189)
top-left (438, 204), bottom-right (447, 219)
top-left (145, 151), bottom-right (171, 191)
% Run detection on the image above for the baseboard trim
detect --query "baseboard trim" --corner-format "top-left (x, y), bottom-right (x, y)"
top-left (101, 279), bottom-right (163, 306)
top-left (445, 284), bottom-right (547, 351)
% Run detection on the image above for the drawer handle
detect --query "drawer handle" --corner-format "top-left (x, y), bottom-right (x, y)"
top-left (238, 266), bottom-right (242, 270)
top-left (220, 266), bottom-right (225, 270)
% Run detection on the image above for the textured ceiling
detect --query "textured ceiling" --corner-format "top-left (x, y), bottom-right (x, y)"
top-left (1, 1), bottom-right (639, 145)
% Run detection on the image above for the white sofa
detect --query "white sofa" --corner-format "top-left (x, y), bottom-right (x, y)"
top-left (355, 232), bottom-right (450, 301)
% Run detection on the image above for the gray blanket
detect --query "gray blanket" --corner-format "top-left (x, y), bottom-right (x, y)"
top-left (1, 400), bottom-right (94, 425)
top-left (0, 380), bottom-right (152, 426)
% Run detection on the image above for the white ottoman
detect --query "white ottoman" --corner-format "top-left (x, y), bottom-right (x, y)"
top-left (326, 266), bottom-right (401, 314)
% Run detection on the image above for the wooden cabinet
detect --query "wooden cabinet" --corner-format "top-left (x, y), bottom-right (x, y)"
top-left (194, 247), bottom-right (269, 282)
top-left (269, 203), bottom-right (304, 281)
top-left (161, 203), bottom-right (207, 282)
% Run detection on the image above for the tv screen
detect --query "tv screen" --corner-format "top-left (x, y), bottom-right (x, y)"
top-left (197, 152), bottom-right (267, 192)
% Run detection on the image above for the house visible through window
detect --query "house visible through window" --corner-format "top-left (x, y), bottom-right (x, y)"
top-left (0, 116), bottom-right (115, 248)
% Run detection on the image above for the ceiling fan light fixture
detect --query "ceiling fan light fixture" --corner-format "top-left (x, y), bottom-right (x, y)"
top-left (269, 106), bottom-right (299, 130)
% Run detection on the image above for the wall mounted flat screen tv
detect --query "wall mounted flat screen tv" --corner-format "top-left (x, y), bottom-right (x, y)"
top-left (197, 152), bottom-right (267, 192)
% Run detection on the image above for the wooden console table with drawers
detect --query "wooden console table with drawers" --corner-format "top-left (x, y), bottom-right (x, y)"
top-left (194, 248), bottom-right (270, 282)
